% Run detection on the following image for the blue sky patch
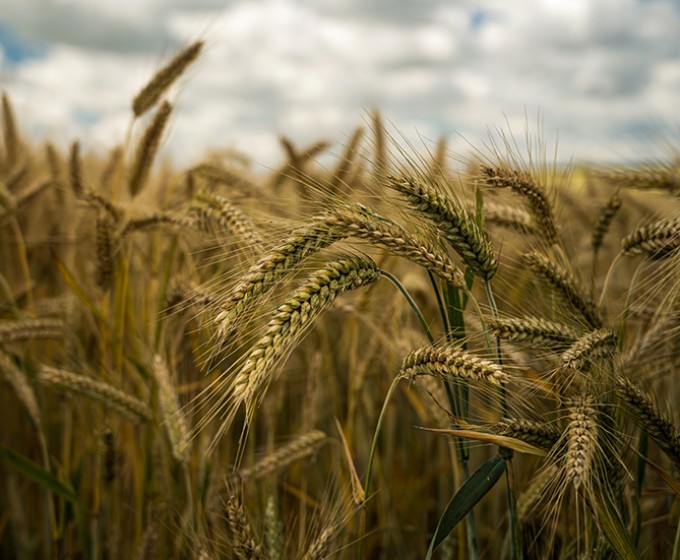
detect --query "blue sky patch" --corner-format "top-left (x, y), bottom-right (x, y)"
top-left (0, 23), bottom-right (48, 65)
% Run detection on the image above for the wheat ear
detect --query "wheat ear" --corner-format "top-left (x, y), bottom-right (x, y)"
top-left (234, 429), bottom-right (327, 482)
top-left (564, 394), bottom-right (597, 490)
top-left (481, 165), bottom-right (559, 245)
top-left (152, 355), bottom-right (189, 463)
top-left (326, 204), bottom-right (464, 286)
top-left (615, 375), bottom-right (680, 471)
top-left (400, 345), bottom-right (508, 385)
top-left (388, 176), bottom-right (497, 279)
top-left (95, 213), bottom-right (117, 290)
top-left (561, 328), bottom-right (618, 371)
top-left (232, 256), bottom-right (380, 412)
top-left (592, 192), bottom-right (622, 253)
top-left (0, 318), bottom-right (63, 343)
top-left (489, 315), bottom-right (580, 348)
top-left (523, 251), bottom-right (602, 328)
top-left (132, 40), bottom-right (204, 117)
top-left (128, 101), bottom-right (172, 197)
top-left (214, 216), bottom-right (342, 339)
top-left (225, 492), bottom-right (262, 560)
top-left (484, 201), bottom-right (537, 233)
top-left (192, 192), bottom-right (263, 248)
top-left (37, 366), bottom-right (150, 422)
top-left (494, 419), bottom-right (560, 450)
top-left (621, 217), bottom-right (680, 260)
top-left (2, 92), bottom-right (20, 166)
top-left (0, 352), bottom-right (42, 428)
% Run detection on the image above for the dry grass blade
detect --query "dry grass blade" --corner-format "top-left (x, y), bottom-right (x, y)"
top-left (132, 40), bottom-right (204, 117)
top-left (37, 366), bottom-right (150, 423)
top-left (128, 101), bottom-right (173, 197)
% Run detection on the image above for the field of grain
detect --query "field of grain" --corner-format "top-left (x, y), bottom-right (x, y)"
top-left (1, 41), bottom-right (680, 559)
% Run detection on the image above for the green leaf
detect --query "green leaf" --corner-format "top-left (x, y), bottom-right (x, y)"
top-left (426, 454), bottom-right (506, 559)
top-left (0, 443), bottom-right (80, 504)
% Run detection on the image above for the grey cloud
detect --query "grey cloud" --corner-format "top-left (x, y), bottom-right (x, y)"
top-left (0, 1), bottom-right (174, 53)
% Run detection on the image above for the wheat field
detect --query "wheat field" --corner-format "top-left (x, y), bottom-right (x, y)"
top-left (1, 41), bottom-right (680, 559)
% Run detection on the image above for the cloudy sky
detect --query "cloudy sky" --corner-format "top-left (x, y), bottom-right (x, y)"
top-left (0, 0), bottom-right (679, 171)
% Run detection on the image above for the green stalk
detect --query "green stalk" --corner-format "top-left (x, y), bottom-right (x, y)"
top-left (633, 429), bottom-right (648, 546)
top-left (358, 376), bottom-right (401, 560)
top-left (673, 512), bottom-right (680, 560)
top-left (484, 280), bottom-right (522, 559)
top-left (380, 269), bottom-right (435, 344)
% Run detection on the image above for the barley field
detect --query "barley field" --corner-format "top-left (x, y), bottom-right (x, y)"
top-left (1, 41), bottom-right (680, 560)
